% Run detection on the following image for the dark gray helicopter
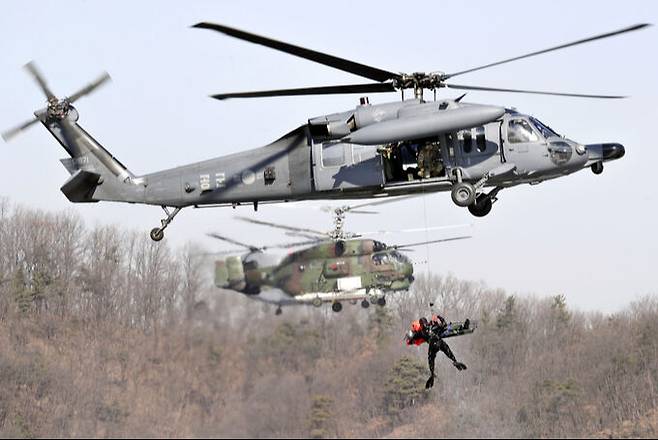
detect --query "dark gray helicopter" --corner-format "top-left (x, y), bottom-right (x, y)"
top-left (2, 23), bottom-right (647, 241)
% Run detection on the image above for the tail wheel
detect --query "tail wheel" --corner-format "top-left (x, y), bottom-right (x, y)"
top-left (331, 302), bottom-right (343, 313)
top-left (150, 228), bottom-right (164, 242)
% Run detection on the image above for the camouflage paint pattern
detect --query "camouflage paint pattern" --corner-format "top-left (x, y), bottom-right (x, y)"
top-left (214, 239), bottom-right (413, 298)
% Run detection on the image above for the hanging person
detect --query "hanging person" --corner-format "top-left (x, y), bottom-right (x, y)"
top-left (406, 313), bottom-right (468, 389)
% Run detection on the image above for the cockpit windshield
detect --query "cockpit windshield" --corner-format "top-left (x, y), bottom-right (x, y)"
top-left (529, 116), bottom-right (560, 138)
top-left (391, 251), bottom-right (410, 264)
top-left (372, 253), bottom-right (391, 265)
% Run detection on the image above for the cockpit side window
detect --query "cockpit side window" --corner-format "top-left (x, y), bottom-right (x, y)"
top-left (508, 119), bottom-right (539, 144)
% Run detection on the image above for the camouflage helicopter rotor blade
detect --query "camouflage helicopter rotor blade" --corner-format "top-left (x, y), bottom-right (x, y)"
top-left (356, 223), bottom-right (472, 236)
top-left (197, 248), bottom-right (250, 256)
top-left (235, 216), bottom-right (327, 237)
top-left (346, 194), bottom-right (427, 212)
top-left (393, 235), bottom-right (473, 250)
top-left (283, 231), bottom-right (328, 241)
top-left (207, 232), bottom-right (262, 252)
top-left (264, 237), bottom-right (331, 250)
top-left (318, 194), bottom-right (425, 215)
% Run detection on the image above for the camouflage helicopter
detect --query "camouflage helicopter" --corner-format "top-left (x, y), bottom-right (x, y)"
top-left (210, 199), bottom-right (471, 314)
top-left (2, 24), bottom-right (648, 241)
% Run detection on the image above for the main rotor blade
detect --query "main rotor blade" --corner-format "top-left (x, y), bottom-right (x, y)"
top-left (199, 248), bottom-right (250, 257)
top-left (24, 61), bottom-right (56, 100)
top-left (347, 194), bottom-right (426, 211)
top-left (265, 238), bottom-right (330, 250)
top-left (393, 235), bottom-right (472, 249)
top-left (445, 83), bottom-right (626, 99)
top-left (2, 117), bottom-right (39, 142)
top-left (193, 22), bottom-right (400, 83)
top-left (67, 72), bottom-right (111, 103)
top-left (444, 23), bottom-right (651, 79)
top-left (357, 224), bottom-right (472, 236)
top-left (211, 82), bottom-right (396, 100)
top-left (235, 216), bottom-right (327, 237)
top-left (207, 232), bottom-right (260, 252)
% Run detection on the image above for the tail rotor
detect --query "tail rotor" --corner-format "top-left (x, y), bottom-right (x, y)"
top-left (2, 61), bottom-right (111, 142)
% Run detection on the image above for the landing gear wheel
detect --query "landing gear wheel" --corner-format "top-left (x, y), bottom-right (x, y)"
top-left (377, 297), bottom-right (386, 307)
top-left (591, 162), bottom-right (604, 175)
top-left (451, 182), bottom-right (476, 207)
top-left (275, 307), bottom-right (282, 316)
top-left (150, 206), bottom-right (182, 242)
top-left (468, 195), bottom-right (493, 217)
top-left (361, 299), bottom-right (370, 309)
top-left (331, 302), bottom-right (343, 313)
top-left (150, 228), bottom-right (164, 242)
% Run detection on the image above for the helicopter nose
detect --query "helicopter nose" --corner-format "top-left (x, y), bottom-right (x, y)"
top-left (601, 143), bottom-right (625, 160)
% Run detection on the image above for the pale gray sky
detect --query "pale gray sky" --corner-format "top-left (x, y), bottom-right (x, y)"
top-left (1, 0), bottom-right (656, 312)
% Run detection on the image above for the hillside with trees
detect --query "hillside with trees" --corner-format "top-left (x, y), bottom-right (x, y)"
top-left (0, 200), bottom-right (656, 438)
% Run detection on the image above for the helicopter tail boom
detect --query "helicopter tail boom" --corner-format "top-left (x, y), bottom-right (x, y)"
top-left (42, 116), bottom-right (147, 204)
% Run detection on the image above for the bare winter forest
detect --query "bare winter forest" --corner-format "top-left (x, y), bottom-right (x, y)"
top-left (0, 200), bottom-right (657, 438)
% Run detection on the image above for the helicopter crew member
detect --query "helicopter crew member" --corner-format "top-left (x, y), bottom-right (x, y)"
top-left (417, 143), bottom-right (444, 179)
top-left (406, 314), bottom-right (468, 389)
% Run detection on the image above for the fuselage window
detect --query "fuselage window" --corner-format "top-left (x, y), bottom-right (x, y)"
top-left (322, 142), bottom-right (347, 167)
top-left (476, 126), bottom-right (486, 152)
top-left (508, 119), bottom-right (539, 144)
top-left (462, 130), bottom-right (472, 153)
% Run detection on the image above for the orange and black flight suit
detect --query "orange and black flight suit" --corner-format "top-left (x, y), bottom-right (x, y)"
top-left (407, 315), bottom-right (468, 389)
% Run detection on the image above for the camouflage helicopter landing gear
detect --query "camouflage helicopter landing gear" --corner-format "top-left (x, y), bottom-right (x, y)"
top-left (361, 299), bottom-right (370, 309)
top-left (150, 206), bottom-right (183, 242)
top-left (275, 306), bottom-right (283, 316)
top-left (377, 296), bottom-right (386, 307)
top-left (331, 302), bottom-right (343, 313)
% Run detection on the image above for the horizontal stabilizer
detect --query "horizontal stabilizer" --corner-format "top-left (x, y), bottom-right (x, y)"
top-left (60, 157), bottom-right (79, 175)
top-left (60, 169), bottom-right (101, 203)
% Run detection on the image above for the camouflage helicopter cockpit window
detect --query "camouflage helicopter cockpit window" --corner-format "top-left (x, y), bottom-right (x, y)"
top-left (508, 119), bottom-right (539, 144)
top-left (391, 251), bottom-right (410, 263)
top-left (372, 253), bottom-right (391, 265)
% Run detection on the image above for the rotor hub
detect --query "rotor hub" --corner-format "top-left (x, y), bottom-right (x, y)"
top-left (46, 97), bottom-right (72, 120)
